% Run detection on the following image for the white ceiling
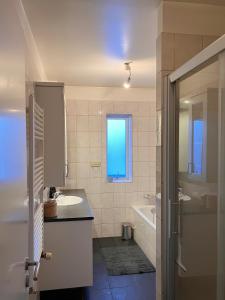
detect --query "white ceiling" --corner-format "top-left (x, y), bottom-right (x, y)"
top-left (22, 0), bottom-right (158, 88)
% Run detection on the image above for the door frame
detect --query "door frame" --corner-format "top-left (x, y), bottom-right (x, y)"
top-left (163, 75), bottom-right (177, 300)
top-left (164, 36), bottom-right (225, 300)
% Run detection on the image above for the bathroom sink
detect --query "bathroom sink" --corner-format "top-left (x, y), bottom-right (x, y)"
top-left (57, 195), bottom-right (83, 206)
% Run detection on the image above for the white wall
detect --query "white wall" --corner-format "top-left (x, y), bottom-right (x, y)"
top-left (64, 86), bottom-right (156, 237)
top-left (0, 1), bottom-right (31, 299)
top-left (19, 0), bottom-right (47, 82)
top-left (66, 86), bottom-right (156, 102)
top-left (158, 1), bottom-right (225, 36)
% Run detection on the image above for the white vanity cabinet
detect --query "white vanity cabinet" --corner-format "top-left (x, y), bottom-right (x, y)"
top-left (39, 220), bottom-right (93, 291)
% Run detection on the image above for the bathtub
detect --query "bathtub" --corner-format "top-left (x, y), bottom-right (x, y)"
top-left (132, 205), bottom-right (156, 267)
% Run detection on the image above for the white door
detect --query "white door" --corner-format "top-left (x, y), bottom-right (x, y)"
top-left (0, 1), bottom-right (29, 299)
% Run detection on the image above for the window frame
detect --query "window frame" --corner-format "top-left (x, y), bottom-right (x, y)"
top-left (106, 114), bottom-right (132, 183)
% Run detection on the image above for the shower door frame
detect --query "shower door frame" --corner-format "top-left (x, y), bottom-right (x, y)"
top-left (164, 35), bottom-right (225, 300)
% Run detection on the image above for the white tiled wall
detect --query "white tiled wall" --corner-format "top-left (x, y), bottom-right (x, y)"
top-left (65, 98), bottom-right (156, 237)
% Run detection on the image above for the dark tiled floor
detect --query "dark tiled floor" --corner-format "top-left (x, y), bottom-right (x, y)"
top-left (40, 238), bottom-right (156, 300)
top-left (85, 238), bottom-right (156, 300)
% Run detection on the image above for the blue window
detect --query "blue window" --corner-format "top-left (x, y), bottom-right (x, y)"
top-left (106, 114), bottom-right (132, 182)
top-left (192, 120), bottom-right (204, 175)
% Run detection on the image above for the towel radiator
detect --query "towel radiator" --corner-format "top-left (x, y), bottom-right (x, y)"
top-left (27, 95), bottom-right (44, 294)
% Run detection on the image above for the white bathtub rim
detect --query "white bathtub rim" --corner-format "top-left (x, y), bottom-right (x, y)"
top-left (132, 205), bottom-right (156, 230)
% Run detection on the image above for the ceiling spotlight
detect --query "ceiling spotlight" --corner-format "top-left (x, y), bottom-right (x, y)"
top-left (123, 62), bottom-right (132, 89)
top-left (123, 81), bottom-right (131, 89)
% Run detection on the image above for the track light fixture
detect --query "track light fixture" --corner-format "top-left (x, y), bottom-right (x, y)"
top-left (123, 62), bottom-right (132, 89)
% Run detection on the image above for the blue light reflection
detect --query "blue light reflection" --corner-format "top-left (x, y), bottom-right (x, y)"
top-left (103, 4), bottom-right (128, 59)
top-left (0, 114), bottom-right (26, 182)
top-left (193, 120), bottom-right (204, 175)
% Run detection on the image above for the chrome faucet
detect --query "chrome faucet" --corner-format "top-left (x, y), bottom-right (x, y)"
top-left (53, 191), bottom-right (62, 199)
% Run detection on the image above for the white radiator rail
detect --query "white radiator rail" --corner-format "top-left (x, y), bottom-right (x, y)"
top-left (28, 95), bottom-right (44, 292)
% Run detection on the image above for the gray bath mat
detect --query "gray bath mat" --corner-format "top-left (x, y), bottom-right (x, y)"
top-left (100, 245), bottom-right (155, 276)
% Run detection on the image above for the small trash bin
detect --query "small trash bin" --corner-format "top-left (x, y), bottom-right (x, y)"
top-left (122, 223), bottom-right (133, 240)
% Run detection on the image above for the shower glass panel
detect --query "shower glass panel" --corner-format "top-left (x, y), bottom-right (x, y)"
top-left (176, 58), bottom-right (219, 300)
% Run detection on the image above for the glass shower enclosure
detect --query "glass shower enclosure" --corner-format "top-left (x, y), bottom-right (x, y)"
top-left (166, 37), bottom-right (225, 300)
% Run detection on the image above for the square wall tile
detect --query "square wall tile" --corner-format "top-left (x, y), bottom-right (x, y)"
top-left (77, 115), bottom-right (89, 131)
top-left (125, 192), bottom-right (138, 206)
top-left (90, 132), bottom-right (102, 147)
top-left (138, 132), bottom-right (156, 147)
top-left (102, 208), bottom-right (114, 223)
top-left (87, 193), bottom-right (102, 208)
top-left (101, 224), bottom-right (114, 237)
top-left (76, 132), bottom-right (89, 147)
top-left (90, 166), bottom-right (102, 178)
top-left (114, 102), bottom-right (126, 114)
top-left (138, 147), bottom-right (156, 162)
top-left (114, 223), bottom-right (122, 236)
top-left (75, 100), bottom-right (89, 115)
top-left (74, 147), bottom-right (90, 162)
top-left (138, 102), bottom-right (154, 117)
top-left (88, 101), bottom-right (102, 116)
top-left (88, 178), bottom-right (102, 194)
top-left (76, 162), bottom-right (90, 178)
top-left (137, 177), bottom-right (151, 192)
top-left (125, 208), bottom-right (134, 223)
top-left (114, 193), bottom-right (126, 208)
top-left (125, 178), bottom-right (138, 193)
top-left (113, 182), bottom-right (125, 193)
top-left (137, 162), bottom-right (152, 177)
top-left (126, 102), bottom-right (139, 115)
top-left (102, 181), bottom-right (114, 193)
top-left (138, 117), bottom-right (156, 132)
top-left (113, 208), bottom-right (126, 223)
top-left (101, 102), bottom-right (114, 115)
top-left (89, 116), bottom-right (101, 131)
top-left (89, 147), bottom-right (101, 161)
top-left (76, 178), bottom-right (88, 190)
top-left (65, 178), bottom-right (76, 189)
top-left (101, 193), bottom-right (114, 208)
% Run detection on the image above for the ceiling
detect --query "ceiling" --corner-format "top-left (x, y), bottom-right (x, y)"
top-left (22, 0), bottom-right (158, 88)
